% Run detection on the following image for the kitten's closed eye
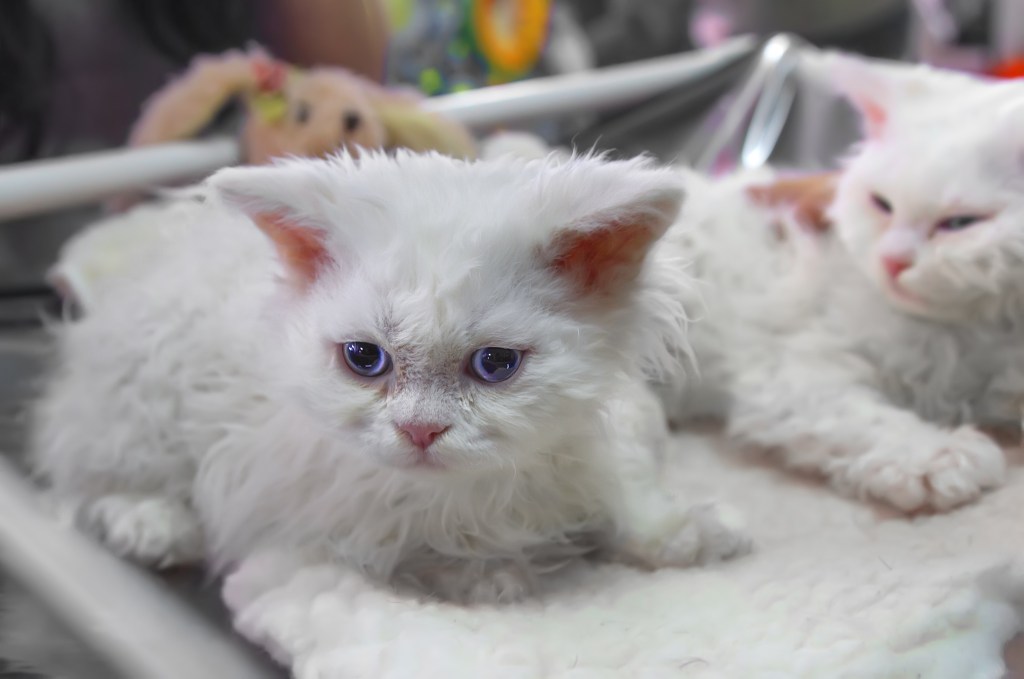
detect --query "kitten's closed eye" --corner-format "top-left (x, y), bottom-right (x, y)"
top-left (342, 342), bottom-right (392, 377)
top-left (870, 192), bottom-right (893, 215)
top-left (469, 348), bottom-right (522, 383)
top-left (936, 215), bottom-right (986, 231)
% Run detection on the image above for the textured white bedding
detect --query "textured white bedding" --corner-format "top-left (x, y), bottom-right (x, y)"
top-left (225, 428), bottom-right (1024, 679)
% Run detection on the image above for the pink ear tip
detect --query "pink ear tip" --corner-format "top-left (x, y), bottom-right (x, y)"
top-left (861, 101), bottom-right (888, 139)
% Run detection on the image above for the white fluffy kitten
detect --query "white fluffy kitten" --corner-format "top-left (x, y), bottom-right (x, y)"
top-left (31, 151), bottom-right (748, 603)
top-left (663, 54), bottom-right (1024, 513)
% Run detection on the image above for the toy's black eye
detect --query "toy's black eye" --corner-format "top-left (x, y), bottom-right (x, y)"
top-left (343, 111), bottom-right (361, 133)
top-left (295, 102), bottom-right (311, 125)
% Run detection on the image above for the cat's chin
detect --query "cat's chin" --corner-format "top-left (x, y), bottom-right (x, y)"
top-left (879, 281), bottom-right (930, 314)
top-left (396, 455), bottom-right (448, 472)
top-left (374, 449), bottom-right (504, 476)
top-left (879, 283), bottom-right (970, 323)
top-left (371, 451), bottom-right (448, 472)
top-left (874, 274), bottom-right (957, 322)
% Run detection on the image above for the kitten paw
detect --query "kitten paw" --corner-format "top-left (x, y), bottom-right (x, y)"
top-left (465, 564), bottom-right (532, 605)
top-left (849, 426), bottom-right (1006, 512)
top-left (81, 495), bottom-right (204, 568)
top-left (619, 501), bottom-right (753, 569)
top-left (686, 501), bottom-right (753, 563)
top-left (416, 560), bottom-right (534, 605)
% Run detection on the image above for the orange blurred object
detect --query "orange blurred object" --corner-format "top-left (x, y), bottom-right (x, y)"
top-left (988, 56), bottom-right (1024, 79)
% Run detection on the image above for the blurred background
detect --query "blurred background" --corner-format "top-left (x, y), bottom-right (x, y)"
top-left (2, 0), bottom-right (1024, 296)
top-left (2, 1), bottom-right (1024, 677)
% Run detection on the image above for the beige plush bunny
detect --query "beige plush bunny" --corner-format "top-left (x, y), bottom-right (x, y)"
top-left (127, 46), bottom-right (477, 166)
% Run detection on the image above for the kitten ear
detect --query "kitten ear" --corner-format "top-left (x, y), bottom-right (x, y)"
top-left (817, 51), bottom-right (893, 140)
top-left (209, 164), bottom-right (336, 289)
top-left (546, 181), bottom-right (684, 296)
top-left (997, 96), bottom-right (1024, 137)
top-left (814, 51), bottom-right (975, 141)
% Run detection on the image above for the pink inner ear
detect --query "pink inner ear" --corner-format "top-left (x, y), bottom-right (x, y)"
top-left (860, 99), bottom-right (888, 139)
top-left (253, 212), bottom-right (331, 288)
top-left (551, 220), bottom-right (653, 295)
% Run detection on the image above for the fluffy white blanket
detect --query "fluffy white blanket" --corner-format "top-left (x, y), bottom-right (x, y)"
top-left (224, 428), bottom-right (1024, 679)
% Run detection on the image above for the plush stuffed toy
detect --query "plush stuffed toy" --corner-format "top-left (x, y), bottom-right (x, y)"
top-left (127, 46), bottom-right (478, 165)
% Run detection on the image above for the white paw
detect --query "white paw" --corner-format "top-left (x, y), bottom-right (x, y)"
top-left (846, 426), bottom-right (1006, 512)
top-left (465, 564), bottom-right (532, 605)
top-left (228, 563), bottom-right (347, 668)
top-left (619, 501), bottom-right (753, 569)
top-left (418, 561), bottom-right (534, 605)
top-left (685, 502), bottom-right (753, 563)
top-left (222, 551), bottom-right (313, 614)
top-left (82, 495), bottom-right (204, 568)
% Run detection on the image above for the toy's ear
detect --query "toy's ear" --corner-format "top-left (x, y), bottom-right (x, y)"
top-left (129, 50), bottom-right (263, 147)
top-left (372, 93), bottom-right (478, 159)
top-left (209, 163), bottom-right (338, 289)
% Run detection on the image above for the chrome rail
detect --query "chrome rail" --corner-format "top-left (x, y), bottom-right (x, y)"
top-left (0, 457), bottom-right (275, 679)
top-left (0, 37), bottom-right (755, 222)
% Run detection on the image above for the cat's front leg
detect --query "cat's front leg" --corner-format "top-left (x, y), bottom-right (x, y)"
top-left (602, 384), bottom-right (752, 569)
top-left (730, 356), bottom-right (1006, 512)
top-left (611, 495), bottom-right (752, 570)
top-left (31, 327), bottom-right (205, 568)
top-left (68, 493), bottom-right (204, 568)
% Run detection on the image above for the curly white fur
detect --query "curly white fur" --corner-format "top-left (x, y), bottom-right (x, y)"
top-left (30, 150), bottom-right (747, 602)
top-left (663, 54), bottom-right (1024, 512)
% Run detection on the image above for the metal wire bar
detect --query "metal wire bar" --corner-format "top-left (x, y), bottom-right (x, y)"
top-left (0, 457), bottom-right (276, 679)
top-left (0, 37), bottom-right (755, 222)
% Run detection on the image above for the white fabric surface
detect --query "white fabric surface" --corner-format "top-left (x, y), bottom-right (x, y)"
top-left (223, 428), bottom-right (1024, 678)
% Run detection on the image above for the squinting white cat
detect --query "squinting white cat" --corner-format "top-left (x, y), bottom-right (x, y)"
top-left (31, 150), bottom-right (749, 603)
top-left (663, 53), bottom-right (1024, 512)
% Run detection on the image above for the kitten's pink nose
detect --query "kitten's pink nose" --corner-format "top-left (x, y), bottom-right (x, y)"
top-left (881, 255), bottom-right (911, 280)
top-left (398, 422), bottom-right (449, 450)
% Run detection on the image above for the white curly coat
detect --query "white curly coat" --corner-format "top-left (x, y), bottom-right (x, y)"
top-left (28, 151), bottom-right (747, 603)
top-left (662, 54), bottom-right (1024, 512)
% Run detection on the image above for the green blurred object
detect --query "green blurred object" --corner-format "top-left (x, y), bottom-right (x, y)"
top-left (419, 67), bottom-right (444, 94)
top-left (385, 0), bottom-right (553, 95)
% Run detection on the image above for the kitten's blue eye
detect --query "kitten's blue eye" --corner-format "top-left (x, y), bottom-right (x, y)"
top-left (470, 347), bottom-right (522, 383)
top-left (870, 193), bottom-right (893, 214)
top-left (937, 215), bottom-right (984, 231)
top-left (341, 342), bottom-right (391, 377)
